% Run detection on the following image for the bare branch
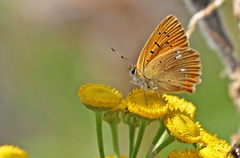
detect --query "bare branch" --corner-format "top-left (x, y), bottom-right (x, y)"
top-left (186, 0), bottom-right (225, 38)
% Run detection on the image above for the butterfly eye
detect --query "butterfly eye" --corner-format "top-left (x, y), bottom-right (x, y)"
top-left (130, 67), bottom-right (136, 75)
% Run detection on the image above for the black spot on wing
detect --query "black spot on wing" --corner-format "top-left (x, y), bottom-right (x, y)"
top-left (154, 41), bottom-right (161, 47)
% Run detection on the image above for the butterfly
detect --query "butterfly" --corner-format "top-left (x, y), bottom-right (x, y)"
top-left (112, 15), bottom-right (202, 100)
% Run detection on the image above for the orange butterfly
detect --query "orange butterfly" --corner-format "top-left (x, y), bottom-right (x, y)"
top-left (113, 15), bottom-right (202, 99)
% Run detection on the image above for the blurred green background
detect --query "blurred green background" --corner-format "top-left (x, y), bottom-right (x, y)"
top-left (0, 0), bottom-right (239, 157)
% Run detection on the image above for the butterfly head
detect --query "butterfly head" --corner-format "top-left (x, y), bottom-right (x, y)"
top-left (128, 66), bottom-right (144, 89)
top-left (128, 66), bottom-right (137, 77)
top-left (128, 65), bottom-right (153, 90)
top-left (128, 65), bottom-right (138, 83)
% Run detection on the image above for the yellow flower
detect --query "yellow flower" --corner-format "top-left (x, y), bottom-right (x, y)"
top-left (0, 145), bottom-right (28, 158)
top-left (164, 108), bottom-right (202, 143)
top-left (201, 129), bottom-right (227, 145)
top-left (199, 142), bottom-right (231, 158)
top-left (123, 89), bottom-right (169, 120)
top-left (199, 129), bottom-right (231, 157)
top-left (163, 94), bottom-right (196, 118)
top-left (119, 100), bottom-right (129, 113)
top-left (78, 83), bottom-right (123, 111)
top-left (167, 147), bottom-right (200, 158)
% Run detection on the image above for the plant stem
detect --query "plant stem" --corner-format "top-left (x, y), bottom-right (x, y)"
top-left (152, 119), bottom-right (166, 145)
top-left (129, 126), bottom-right (136, 157)
top-left (130, 120), bottom-right (148, 158)
top-left (145, 119), bottom-right (166, 158)
top-left (110, 123), bottom-right (120, 158)
top-left (155, 130), bottom-right (175, 154)
top-left (95, 112), bottom-right (105, 158)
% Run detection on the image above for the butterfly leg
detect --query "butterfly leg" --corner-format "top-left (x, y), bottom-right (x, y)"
top-left (142, 85), bottom-right (148, 105)
top-left (129, 80), bottom-right (133, 95)
top-left (158, 91), bottom-right (166, 106)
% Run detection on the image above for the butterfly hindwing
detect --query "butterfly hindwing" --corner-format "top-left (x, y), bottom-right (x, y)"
top-left (144, 48), bottom-right (201, 93)
top-left (136, 15), bottom-right (189, 73)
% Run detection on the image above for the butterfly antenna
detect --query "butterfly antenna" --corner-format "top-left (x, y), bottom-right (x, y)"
top-left (111, 48), bottom-right (134, 66)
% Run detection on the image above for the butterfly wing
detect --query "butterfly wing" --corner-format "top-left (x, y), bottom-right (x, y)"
top-left (136, 15), bottom-right (189, 73)
top-left (144, 48), bottom-right (202, 93)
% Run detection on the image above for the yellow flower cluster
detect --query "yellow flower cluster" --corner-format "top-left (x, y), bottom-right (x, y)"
top-left (78, 83), bottom-right (233, 158)
top-left (78, 83), bottom-right (203, 141)
top-left (167, 130), bottom-right (233, 157)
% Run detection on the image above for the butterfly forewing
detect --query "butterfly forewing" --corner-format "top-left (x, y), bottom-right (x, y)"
top-left (144, 48), bottom-right (201, 93)
top-left (136, 15), bottom-right (189, 72)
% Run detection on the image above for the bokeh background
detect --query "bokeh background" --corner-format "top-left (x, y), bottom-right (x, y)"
top-left (1, 0), bottom-right (240, 157)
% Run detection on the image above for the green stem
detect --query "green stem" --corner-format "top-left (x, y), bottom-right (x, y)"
top-left (155, 130), bottom-right (175, 154)
top-left (145, 119), bottom-right (166, 158)
top-left (130, 120), bottom-right (148, 158)
top-left (110, 123), bottom-right (120, 158)
top-left (129, 126), bottom-right (136, 157)
top-left (95, 112), bottom-right (105, 158)
top-left (151, 119), bottom-right (166, 145)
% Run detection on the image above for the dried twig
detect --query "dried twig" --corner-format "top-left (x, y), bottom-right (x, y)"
top-left (233, 0), bottom-right (240, 36)
top-left (185, 0), bottom-right (239, 74)
top-left (186, 0), bottom-right (226, 38)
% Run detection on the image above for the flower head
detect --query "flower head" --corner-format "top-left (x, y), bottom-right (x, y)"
top-left (167, 148), bottom-right (200, 158)
top-left (201, 129), bottom-right (226, 145)
top-left (164, 108), bottom-right (202, 143)
top-left (78, 83), bottom-right (123, 111)
top-left (163, 94), bottom-right (196, 118)
top-left (123, 89), bottom-right (169, 120)
top-left (199, 143), bottom-right (231, 158)
top-left (199, 129), bottom-right (231, 157)
top-left (0, 145), bottom-right (28, 158)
